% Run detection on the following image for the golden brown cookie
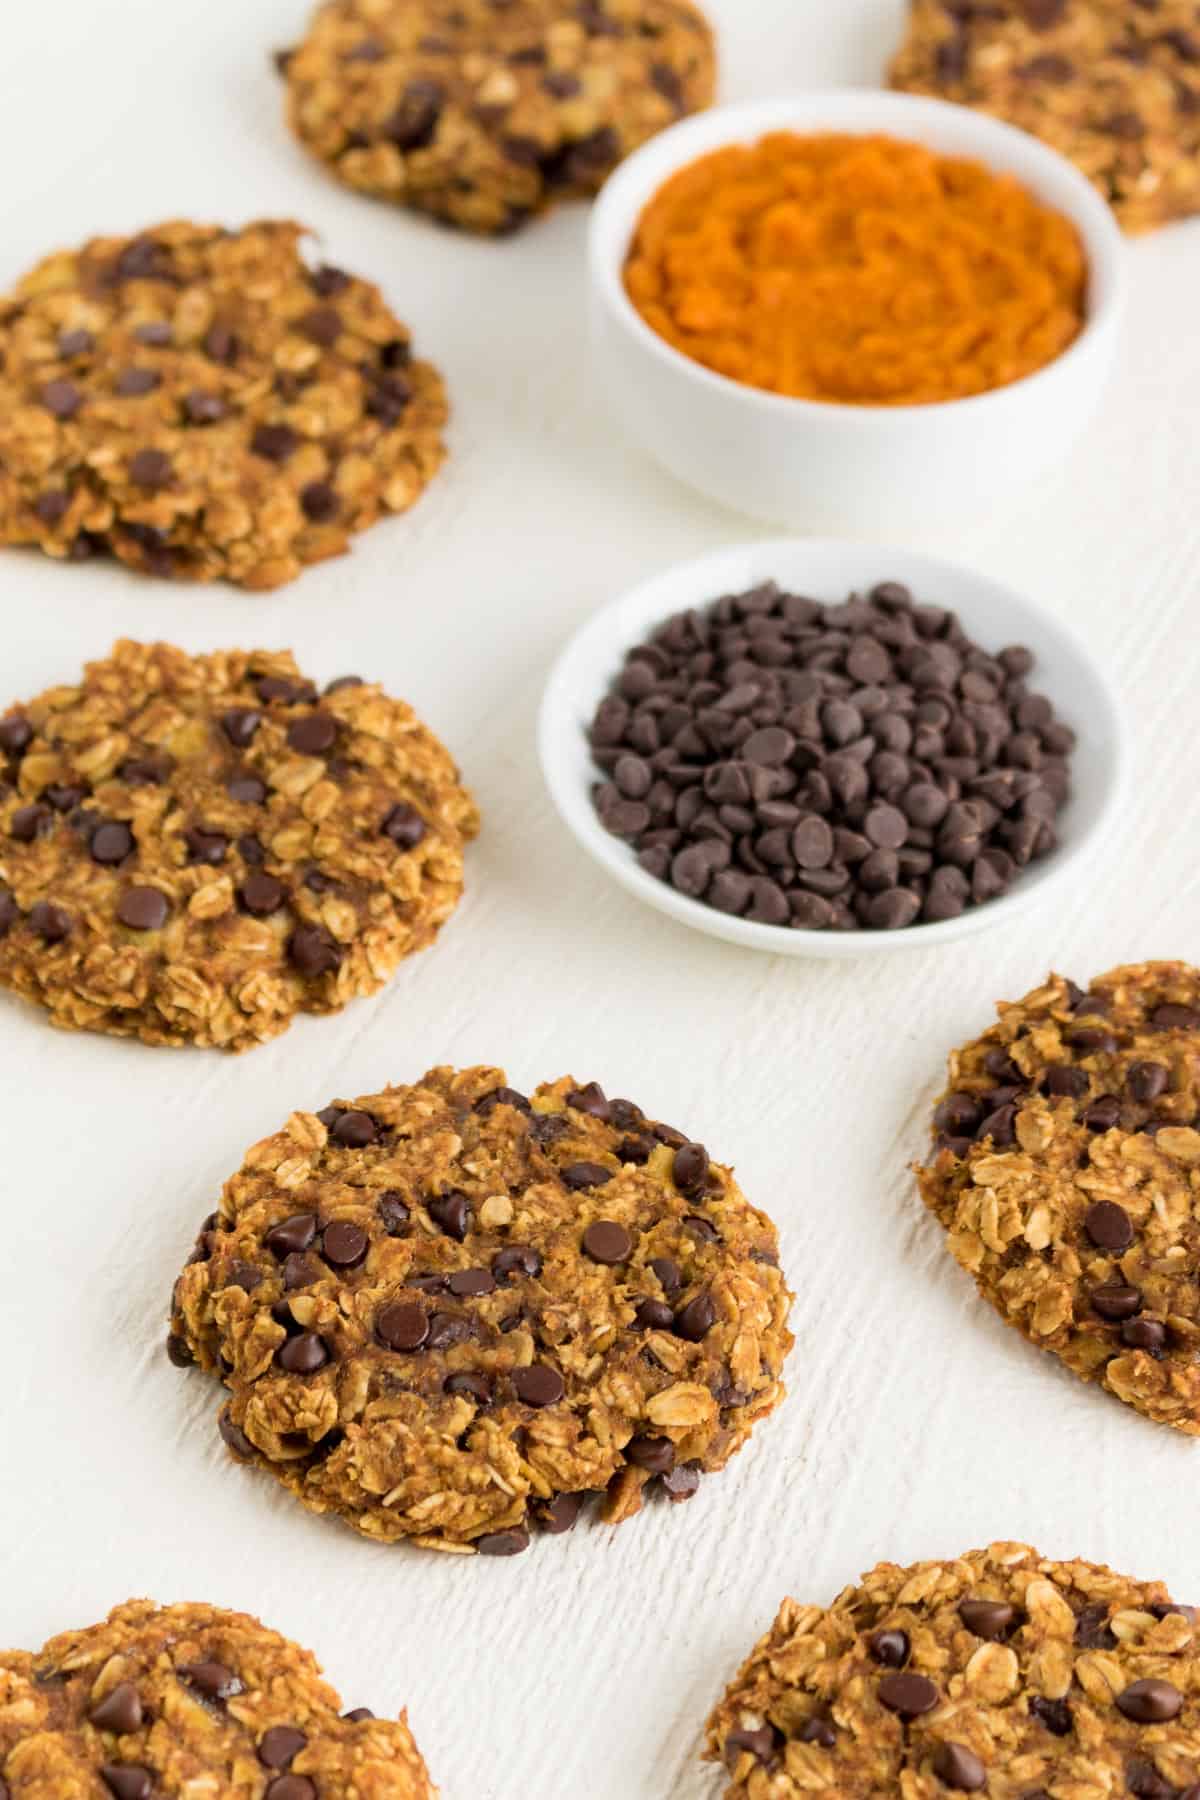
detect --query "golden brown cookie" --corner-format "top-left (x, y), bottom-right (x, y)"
top-left (0, 642), bottom-right (478, 1051)
top-left (281, 0), bottom-right (716, 235)
top-left (0, 1598), bottom-right (435, 1797)
top-left (889, 1), bottom-right (1200, 233)
top-left (917, 962), bottom-right (1200, 1431)
top-left (169, 1066), bottom-right (793, 1554)
top-left (0, 219), bottom-right (447, 588)
top-left (705, 1541), bottom-right (1200, 1795)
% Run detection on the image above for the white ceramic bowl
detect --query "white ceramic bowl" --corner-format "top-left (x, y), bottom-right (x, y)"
top-left (539, 539), bottom-right (1128, 958)
top-left (589, 92), bottom-right (1126, 534)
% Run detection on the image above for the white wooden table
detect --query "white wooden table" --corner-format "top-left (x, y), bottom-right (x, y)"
top-left (2, 4), bottom-right (1198, 1795)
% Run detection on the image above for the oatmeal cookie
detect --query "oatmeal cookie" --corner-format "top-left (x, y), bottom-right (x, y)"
top-left (0, 219), bottom-right (447, 588)
top-left (0, 641), bottom-right (477, 1051)
top-left (169, 1065), bottom-right (793, 1554)
top-left (889, 1), bottom-right (1200, 233)
top-left (0, 1598), bottom-right (435, 1797)
top-left (917, 962), bottom-right (1200, 1431)
top-left (706, 1540), bottom-right (1200, 1795)
top-left (281, 0), bottom-right (716, 235)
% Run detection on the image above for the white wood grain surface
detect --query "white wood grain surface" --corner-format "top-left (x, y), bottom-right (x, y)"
top-left (1, 4), bottom-right (1198, 1796)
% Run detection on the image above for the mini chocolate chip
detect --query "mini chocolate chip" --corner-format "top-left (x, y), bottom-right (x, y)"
top-left (90, 1682), bottom-right (144, 1732)
top-left (1117, 1679), bottom-right (1183, 1722)
top-left (116, 367), bottom-right (160, 396)
top-left (58, 328), bottom-right (94, 357)
top-left (239, 871), bottom-right (285, 916)
top-left (958, 1598), bottom-right (1017, 1640)
top-left (799, 1714), bottom-right (836, 1747)
top-left (673, 1292), bottom-right (715, 1341)
top-left (377, 1192), bottom-right (410, 1236)
top-left (582, 1220), bottom-right (632, 1263)
top-left (1153, 1004), bottom-right (1200, 1031)
top-left (0, 891), bottom-right (18, 936)
top-left (185, 827), bottom-right (227, 865)
top-left (635, 1297), bottom-right (675, 1330)
top-left (117, 885), bottom-right (169, 931)
top-left (180, 1659), bottom-right (243, 1701)
top-left (228, 775), bottom-right (268, 805)
top-left (322, 1221), bottom-right (368, 1267)
top-left (1084, 1199), bottom-right (1134, 1251)
top-left (1042, 1065), bottom-right (1089, 1099)
top-left (1123, 1317), bottom-right (1167, 1355)
top-left (252, 423), bottom-right (299, 462)
top-left (725, 1725), bottom-right (779, 1767)
top-left (0, 714), bottom-right (33, 755)
top-left (1127, 1060), bottom-right (1169, 1102)
top-left (331, 1109), bottom-right (378, 1147)
top-left (445, 1371), bottom-right (492, 1403)
top-left (382, 803), bottom-right (427, 848)
top-left (219, 1407), bottom-right (255, 1459)
top-left (567, 1081), bottom-right (609, 1118)
top-left (40, 379), bottom-right (82, 419)
top-left (300, 481), bottom-right (339, 522)
top-left (448, 1268), bottom-right (496, 1297)
top-left (650, 1256), bottom-right (682, 1293)
top-left (129, 448), bottom-right (172, 489)
top-left (288, 713), bottom-right (337, 755)
top-left (265, 1779), bottom-right (316, 1800)
top-left (878, 1672), bottom-right (939, 1716)
top-left (513, 1363), bottom-right (565, 1407)
top-left (288, 922), bottom-right (342, 975)
top-left (476, 1085), bottom-right (532, 1115)
top-left (1082, 1094), bottom-right (1121, 1131)
top-left (673, 1142), bottom-right (710, 1192)
top-left (933, 1743), bottom-right (987, 1791)
top-left (258, 1726), bottom-right (307, 1769)
top-left (1090, 1283), bottom-right (1143, 1320)
top-left (1074, 1602), bottom-right (1116, 1648)
top-left (1067, 1026), bottom-right (1118, 1055)
top-left (184, 389), bottom-right (227, 423)
top-left (1029, 1696), bottom-right (1072, 1735)
top-left (377, 1303), bottom-right (429, 1351)
top-left (562, 1162), bottom-right (613, 1190)
top-left (11, 803), bottom-right (53, 841)
top-left (90, 820), bottom-right (135, 865)
top-left (534, 1492), bottom-right (585, 1532)
top-left (870, 1629), bottom-right (910, 1666)
top-left (29, 901), bottom-right (72, 942)
top-left (477, 1528), bottom-right (530, 1556)
top-left (626, 1435), bottom-right (675, 1474)
top-left (265, 1214), bottom-right (318, 1258)
top-left (428, 1191), bottom-right (470, 1239)
top-left (222, 708), bottom-right (261, 748)
top-left (493, 1245), bottom-right (542, 1282)
top-left (100, 1766), bottom-right (153, 1800)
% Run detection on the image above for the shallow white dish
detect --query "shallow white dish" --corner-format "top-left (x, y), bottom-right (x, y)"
top-left (589, 91), bottom-right (1126, 535)
top-left (539, 539), bottom-right (1128, 958)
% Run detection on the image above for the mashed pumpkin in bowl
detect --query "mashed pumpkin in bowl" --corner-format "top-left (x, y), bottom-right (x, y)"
top-left (622, 130), bottom-right (1088, 406)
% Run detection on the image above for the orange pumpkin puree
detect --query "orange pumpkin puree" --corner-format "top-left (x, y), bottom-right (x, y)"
top-left (623, 132), bottom-right (1088, 406)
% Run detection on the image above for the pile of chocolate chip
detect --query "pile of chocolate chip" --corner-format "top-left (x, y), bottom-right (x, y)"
top-left (587, 580), bottom-right (1075, 931)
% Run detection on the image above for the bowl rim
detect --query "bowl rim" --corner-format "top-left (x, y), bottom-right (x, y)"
top-left (589, 88), bottom-right (1127, 426)
top-left (538, 537), bottom-right (1130, 959)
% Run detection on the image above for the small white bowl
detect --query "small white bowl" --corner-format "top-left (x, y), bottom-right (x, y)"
top-left (538, 539), bottom-right (1128, 959)
top-left (589, 92), bottom-right (1126, 535)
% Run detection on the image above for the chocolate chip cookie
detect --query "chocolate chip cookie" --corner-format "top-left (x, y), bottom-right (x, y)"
top-left (0, 219), bottom-right (447, 588)
top-left (890, 1), bottom-right (1200, 233)
top-left (706, 1540), bottom-right (1200, 1795)
top-left (918, 962), bottom-right (1200, 1431)
top-left (0, 641), bottom-right (478, 1050)
top-left (281, 0), bottom-right (716, 235)
top-left (0, 1598), bottom-right (435, 1797)
top-left (169, 1065), bottom-right (793, 1554)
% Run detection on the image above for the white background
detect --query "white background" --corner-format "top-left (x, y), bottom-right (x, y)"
top-left (1, 3), bottom-right (1198, 1796)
